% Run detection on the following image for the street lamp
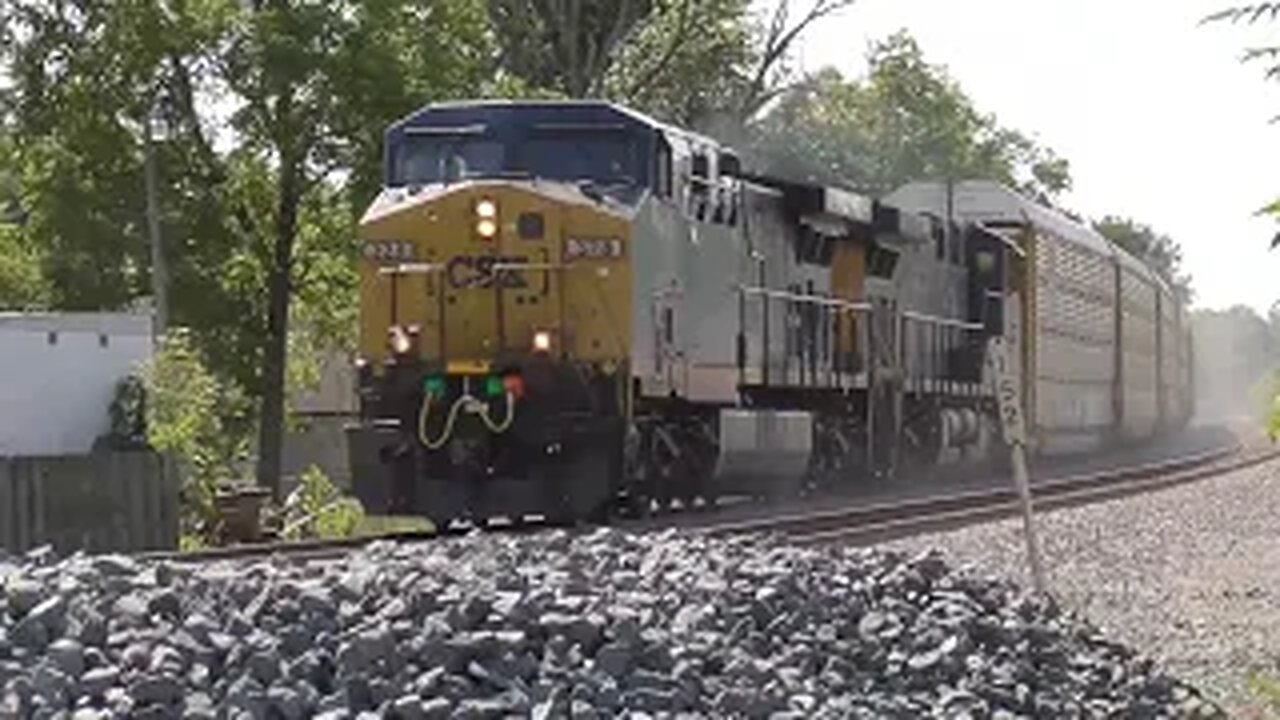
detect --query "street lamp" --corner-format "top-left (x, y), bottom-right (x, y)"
top-left (143, 100), bottom-right (168, 345)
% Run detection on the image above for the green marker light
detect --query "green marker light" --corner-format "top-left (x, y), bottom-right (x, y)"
top-left (485, 376), bottom-right (504, 398)
top-left (424, 375), bottom-right (447, 396)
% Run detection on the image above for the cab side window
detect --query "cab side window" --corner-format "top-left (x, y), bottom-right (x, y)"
top-left (655, 138), bottom-right (673, 199)
top-left (689, 152), bottom-right (711, 222)
top-left (713, 151), bottom-right (740, 227)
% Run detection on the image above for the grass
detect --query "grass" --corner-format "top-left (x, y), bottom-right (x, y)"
top-left (354, 514), bottom-right (435, 537)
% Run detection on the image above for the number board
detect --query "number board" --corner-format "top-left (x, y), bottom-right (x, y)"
top-left (985, 336), bottom-right (1027, 446)
top-left (363, 240), bottom-right (416, 263)
top-left (565, 237), bottom-right (624, 262)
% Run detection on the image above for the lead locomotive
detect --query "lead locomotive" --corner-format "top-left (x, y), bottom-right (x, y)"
top-left (346, 100), bottom-right (1191, 527)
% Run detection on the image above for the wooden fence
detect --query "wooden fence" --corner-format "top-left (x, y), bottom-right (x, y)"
top-left (0, 450), bottom-right (178, 554)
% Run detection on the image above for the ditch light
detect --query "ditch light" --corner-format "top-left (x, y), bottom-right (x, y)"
top-left (532, 330), bottom-right (552, 353)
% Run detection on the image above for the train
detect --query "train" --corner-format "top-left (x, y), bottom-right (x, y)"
top-left (345, 99), bottom-right (1193, 526)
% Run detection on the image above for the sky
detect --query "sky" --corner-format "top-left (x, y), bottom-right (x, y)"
top-left (795, 0), bottom-right (1280, 315)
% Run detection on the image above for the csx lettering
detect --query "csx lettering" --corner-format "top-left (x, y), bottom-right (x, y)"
top-left (446, 255), bottom-right (528, 289)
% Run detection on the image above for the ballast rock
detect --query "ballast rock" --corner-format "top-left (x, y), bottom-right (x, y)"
top-left (0, 532), bottom-right (1222, 717)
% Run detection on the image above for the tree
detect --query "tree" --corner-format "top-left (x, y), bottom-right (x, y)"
top-left (1204, 4), bottom-right (1280, 249)
top-left (1205, 4), bottom-right (1280, 79)
top-left (1092, 215), bottom-right (1194, 302)
top-left (0, 134), bottom-right (48, 308)
top-left (488, 0), bottom-right (656, 97)
top-left (0, 224), bottom-right (49, 309)
top-left (603, 0), bottom-right (755, 127)
top-left (1, 0), bottom-right (494, 498)
top-left (748, 32), bottom-right (1073, 199)
top-left (736, 0), bottom-right (857, 121)
top-left (1192, 305), bottom-right (1278, 421)
top-left (490, 0), bottom-right (855, 129)
top-left (212, 0), bottom-right (494, 498)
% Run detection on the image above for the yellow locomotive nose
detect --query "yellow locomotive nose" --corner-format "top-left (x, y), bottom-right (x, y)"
top-left (357, 181), bottom-right (632, 372)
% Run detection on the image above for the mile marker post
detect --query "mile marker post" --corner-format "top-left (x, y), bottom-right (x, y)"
top-left (986, 335), bottom-right (1047, 595)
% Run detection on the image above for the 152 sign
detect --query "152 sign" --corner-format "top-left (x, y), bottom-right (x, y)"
top-left (985, 336), bottom-right (1026, 446)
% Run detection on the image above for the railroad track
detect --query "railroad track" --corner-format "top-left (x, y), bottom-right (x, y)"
top-left (699, 442), bottom-right (1280, 546)
top-left (144, 438), bottom-right (1279, 565)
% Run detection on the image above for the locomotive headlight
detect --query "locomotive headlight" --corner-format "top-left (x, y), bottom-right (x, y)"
top-left (388, 326), bottom-right (413, 355)
top-left (532, 330), bottom-right (552, 353)
top-left (476, 218), bottom-right (498, 239)
top-left (475, 198), bottom-right (497, 219)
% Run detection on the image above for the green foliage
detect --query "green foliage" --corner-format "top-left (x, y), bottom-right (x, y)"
top-left (1249, 668), bottom-right (1280, 712)
top-left (1092, 216), bottom-right (1194, 302)
top-left (281, 465), bottom-right (365, 541)
top-left (0, 0), bottom-right (495, 495)
top-left (354, 515), bottom-right (435, 536)
top-left (1205, 1), bottom-right (1280, 82)
top-left (749, 32), bottom-right (1073, 199)
top-left (1204, 3), bottom-right (1280, 80)
top-left (141, 328), bottom-right (252, 544)
top-left (1268, 387), bottom-right (1280, 441)
top-left (1205, 4), bottom-right (1280, 248)
top-left (0, 223), bottom-right (50, 309)
top-left (179, 533), bottom-right (210, 553)
top-left (1250, 369), bottom-right (1280, 439)
top-left (491, 0), bottom-right (853, 128)
top-left (1195, 306), bottom-right (1280, 422)
top-left (604, 0), bottom-right (756, 128)
top-left (488, 0), bottom-right (656, 97)
top-left (1255, 198), bottom-right (1280, 250)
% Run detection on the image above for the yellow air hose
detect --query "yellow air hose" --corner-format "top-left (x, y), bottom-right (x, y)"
top-left (479, 392), bottom-right (516, 434)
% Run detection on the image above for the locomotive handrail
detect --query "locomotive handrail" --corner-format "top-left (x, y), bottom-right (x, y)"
top-left (735, 285), bottom-right (872, 313)
top-left (902, 310), bottom-right (984, 331)
top-left (378, 261), bottom-right (570, 275)
top-left (378, 262), bottom-right (444, 276)
top-left (490, 262), bottom-right (565, 271)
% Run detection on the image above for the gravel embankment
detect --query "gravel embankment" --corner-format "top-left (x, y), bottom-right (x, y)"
top-left (888, 456), bottom-right (1280, 715)
top-left (0, 529), bottom-right (1218, 718)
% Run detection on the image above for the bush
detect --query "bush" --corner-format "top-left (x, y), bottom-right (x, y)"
top-left (140, 328), bottom-right (252, 547)
top-left (1269, 393), bottom-right (1280, 443)
top-left (1249, 670), bottom-right (1280, 714)
top-left (281, 465), bottom-right (365, 541)
top-left (1248, 370), bottom-right (1280, 442)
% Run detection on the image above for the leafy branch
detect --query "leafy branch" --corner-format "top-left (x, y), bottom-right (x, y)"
top-left (1204, 4), bottom-right (1280, 83)
top-left (1205, 4), bottom-right (1280, 248)
top-left (1203, 3), bottom-right (1280, 24)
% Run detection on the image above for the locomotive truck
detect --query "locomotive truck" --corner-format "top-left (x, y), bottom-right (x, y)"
top-left (345, 100), bottom-right (1191, 527)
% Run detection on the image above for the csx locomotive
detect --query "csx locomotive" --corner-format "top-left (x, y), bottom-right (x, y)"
top-left (346, 100), bottom-right (1192, 526)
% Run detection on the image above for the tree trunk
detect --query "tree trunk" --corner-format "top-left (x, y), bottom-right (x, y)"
top-left (254, 159), bottom-right (301, 499)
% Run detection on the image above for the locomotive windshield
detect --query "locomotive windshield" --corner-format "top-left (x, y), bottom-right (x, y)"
top-left (398, 136), bottom-right (505, 183)
top-left (392, 128), bottom-right (643, 187)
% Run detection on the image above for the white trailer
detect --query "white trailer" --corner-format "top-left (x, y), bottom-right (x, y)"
top-left (0, 313), bottom-right (152, 457)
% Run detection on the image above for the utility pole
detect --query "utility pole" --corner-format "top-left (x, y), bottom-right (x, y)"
top-left (144, 107), bottom-right (168, 344)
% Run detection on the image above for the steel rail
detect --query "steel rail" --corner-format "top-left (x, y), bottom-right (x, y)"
top-left (139, 530), bottom-right (440, 565)
top-left (142, 439), bottom-right (1275, 565)
top-left (703, 444), bottom-right (1280, 547)
top-left (699, 443), bottom-right (1238, 538)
